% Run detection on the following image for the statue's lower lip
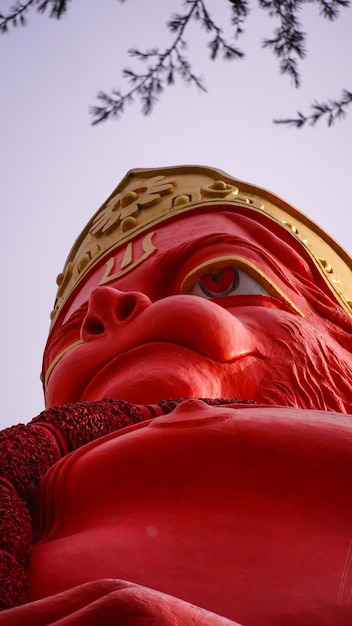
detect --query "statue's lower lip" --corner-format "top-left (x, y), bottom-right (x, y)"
top-left (81, 341), bottom-right (264, 402)
top-left (110, 340), bottom-right (261, 363)
top-left (84, 340), bottom-right (262, 373)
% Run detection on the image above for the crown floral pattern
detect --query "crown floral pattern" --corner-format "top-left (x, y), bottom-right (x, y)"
top-left (90, 176), bottom-right (176, 236)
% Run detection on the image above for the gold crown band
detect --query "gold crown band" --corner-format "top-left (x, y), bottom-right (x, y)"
top-left (50, 165), bottom-right (352, 327)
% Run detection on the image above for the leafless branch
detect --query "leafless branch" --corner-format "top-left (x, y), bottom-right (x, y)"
top-left (274, 89), bottom-right (352, 127)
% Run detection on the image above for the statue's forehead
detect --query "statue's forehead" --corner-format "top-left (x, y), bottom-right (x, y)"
top-left (58, 210), bottom-right (313, 325)
top-left (114, 210), bottom-right (313, 284)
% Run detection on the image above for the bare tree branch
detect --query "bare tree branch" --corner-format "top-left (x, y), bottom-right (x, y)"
top-left (90, 0), bottom-right (245, 125)
top-left (1, 0), bottom-right (351, 128)
top-left (259, 0), bottom-right (306, 87)
top-left (274, 89), bottom-right (352, 127)
top-left (0, 0), bottom-right (36, 31)
top-left (0, 0), bottom-right (70, 32)
top-left (315, 0), bottom-right (349, 19)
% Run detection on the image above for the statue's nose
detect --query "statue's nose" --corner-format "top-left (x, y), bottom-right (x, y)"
top-left (81, 286), bottom-right (152, 339)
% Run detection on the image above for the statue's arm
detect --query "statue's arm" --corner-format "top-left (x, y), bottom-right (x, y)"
top-left (0, 399), bottom-right (156, 609)
top-left (0, 579), bottom-right (243, 626)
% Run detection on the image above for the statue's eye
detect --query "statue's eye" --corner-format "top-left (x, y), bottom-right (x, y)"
top-left (190, 267), bottom-right (269, 299)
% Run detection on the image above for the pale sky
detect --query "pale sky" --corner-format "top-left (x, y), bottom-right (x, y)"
top-left (1, 0), bottom-right (351, 427)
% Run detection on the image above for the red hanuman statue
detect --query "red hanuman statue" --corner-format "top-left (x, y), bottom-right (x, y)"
top-left (1, 166), bottom-right (352, 625)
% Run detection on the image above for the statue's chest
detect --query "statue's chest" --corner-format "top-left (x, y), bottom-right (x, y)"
top-left (29, 405), bottom-right (352, 625)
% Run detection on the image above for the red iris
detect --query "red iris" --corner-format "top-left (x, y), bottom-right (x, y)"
top-left (199, 267), bottom-right (239, 297)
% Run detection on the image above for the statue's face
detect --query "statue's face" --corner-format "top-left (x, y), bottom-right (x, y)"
top-left (44, 209), bottom-right (352, 412)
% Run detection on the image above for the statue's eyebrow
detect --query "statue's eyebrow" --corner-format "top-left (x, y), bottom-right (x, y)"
top-left (158, 229), bottom-right (311, 279)
top-left (154, 226), bottom-right (316, 310)
top-left (159, 232), bottom-right (245, 264)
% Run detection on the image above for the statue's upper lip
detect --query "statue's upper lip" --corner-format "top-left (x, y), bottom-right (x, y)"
top-left (81, 293), bottom-right (272, 363)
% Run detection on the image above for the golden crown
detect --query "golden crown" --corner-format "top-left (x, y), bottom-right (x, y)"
top-left (50, 165), bottom-right (352, 327)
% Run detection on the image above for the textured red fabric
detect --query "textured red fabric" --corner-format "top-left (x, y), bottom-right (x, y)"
top-left (0, 552), bottom-right (28, 611)
top-left (0, 487), bottom-right (32, 610)
top-left (0, 487), bottom-right (32, 566)
top-left (0, 424), bottom-right (60, 498)
top-left (31, 399), bottom-right (150, 451)
top-left (0, 424), bottom-right (60, 610)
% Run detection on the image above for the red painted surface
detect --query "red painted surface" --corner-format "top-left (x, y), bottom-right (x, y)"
top-left (27, 404), bottom-right (352, 625)
top-left (2, 207), bottom-right (352, 625)
top-left (44, 211), bottom-right (352, 413)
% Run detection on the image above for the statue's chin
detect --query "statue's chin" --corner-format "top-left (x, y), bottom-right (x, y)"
top-left (83, 376), bottom-right (211, 405)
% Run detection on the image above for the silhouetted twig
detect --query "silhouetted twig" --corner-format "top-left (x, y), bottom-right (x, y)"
top-left (274, 89), bottom-right (352, 127)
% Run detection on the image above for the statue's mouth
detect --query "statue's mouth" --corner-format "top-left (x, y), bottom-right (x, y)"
top-left (80, 341), bottom-right (266, 405)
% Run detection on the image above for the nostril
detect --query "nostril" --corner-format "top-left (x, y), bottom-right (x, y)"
top-left (82, 288), bottom-right (150, 338)
top-left (85, 316), bottom-right (105, 335)
top-left (116, 294), bottom-right (138, 321)
top-left (117, 295), bottom-right (137, 321)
